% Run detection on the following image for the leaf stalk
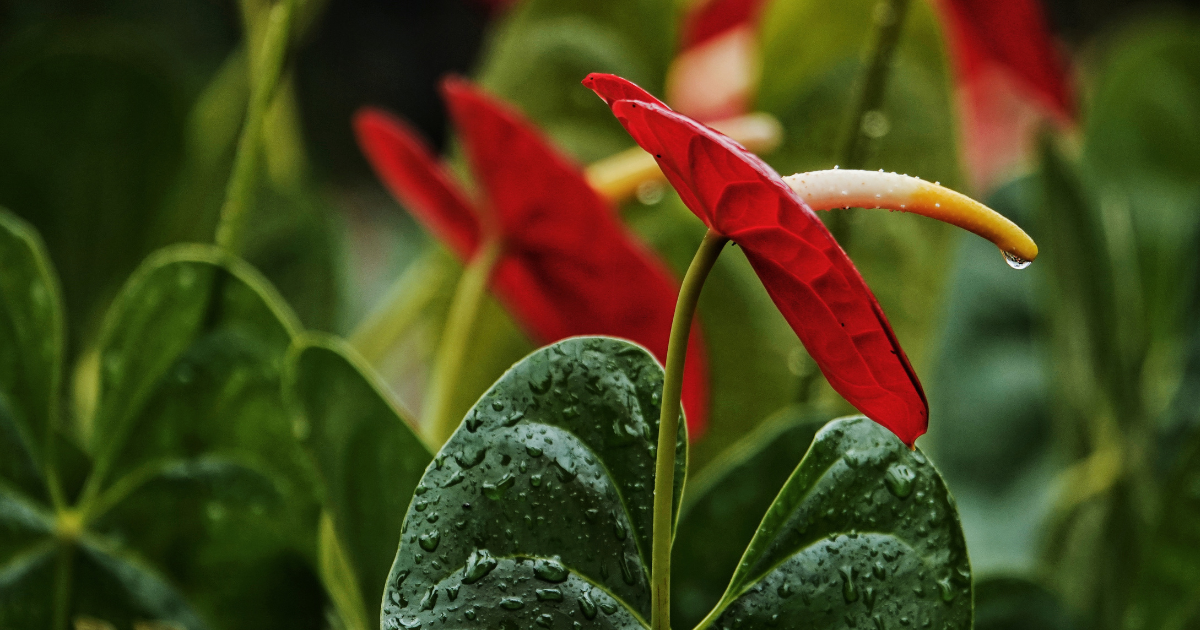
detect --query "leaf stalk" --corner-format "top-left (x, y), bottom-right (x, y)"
top-left (651, 229), bottom-right (727, 630)
top-left (424, 237), bottom-right (504, 445)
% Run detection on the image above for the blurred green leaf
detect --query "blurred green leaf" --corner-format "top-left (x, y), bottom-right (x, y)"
top-left (0, 210), bottom-right (64, 502)
top-left (922, 178), bottom-right (1058, 575)
top-left (477, 0), bottom-right (677, 162)
top-left (974, 576), bottom-right (1077, 630)
top-left (1129, 429), bottom-right (1200, 630)
top-left (286, 335), bottom-right (433, 627)
top-left (1082, 17), bottom-right (1200, 421)
top-left (0, 214), bottom-right (327, 629)
top-left (698, 416), bottom-right (972, 630)
top-left (671, 406), bottom-right (828, 628)
top-left (381, 337), bottom-right (684, 629)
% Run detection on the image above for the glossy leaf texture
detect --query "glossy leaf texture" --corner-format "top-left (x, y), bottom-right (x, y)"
top-left (285, 335), bottom-right (434, 628)
top-left (0, 210), bottom-right (325, 630)
top-left (672, 406), bottom-right (828, 628)
top-left (356, 78), bottom-right (710, 438)
top-left (698, 416), bottom-right (972, 630)
top-left (586, 74), bottom-right (927, 445)
top-left (381, 337), bottom-right (686, 630)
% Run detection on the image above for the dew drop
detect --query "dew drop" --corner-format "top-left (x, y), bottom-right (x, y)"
top-left (840, 566), bottom-right (859, 603)
top-left (483, 473), bottom-right (516, 500)
top-left (885, 463), bottom-right (917, 499)
top-left (534, 557), bottom-right (570, 583)
top-left (579, 592), bottom-right (597, 619)
top-left (537, 588), bottom-right (564, 602)
top-left (499, 597), bottom-right (524, 610)
top-left (419, 587), bottom-right (438, 611)
top-left (937, 576), bottom-right (956, 602)
top-left (462, 549), bottom-right (498, 584)
top-left (1003, 250), bottom-right (1032, 270)
top-left (418, 530), bottom-right (441, 552)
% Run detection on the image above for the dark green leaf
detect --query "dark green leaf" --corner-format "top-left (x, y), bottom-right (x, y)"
top-left (381, 337), bottom-right (685, 629)
top-left (286, 334), bottom-right (434, 626)
top-left (698, 416), bottom-right (971, 630)
top-left (672, 406), bottom-right (828, 628)
top-left (0, 210), bottom-right (63, 501)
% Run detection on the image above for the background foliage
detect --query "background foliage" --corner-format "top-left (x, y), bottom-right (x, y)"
top-left (1, 0), bottom-right (1199, 628)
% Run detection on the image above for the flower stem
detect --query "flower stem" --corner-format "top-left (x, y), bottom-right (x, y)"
top-left (214, 0), bottom-right (296, 252)
top-left (651, 229), bottom-right (728, 630)
top-left (423, 238), bottom-right (503, 445)
top-left (829, 0), bottom-right (912, 245)
top-left (51, 543), bottom-right (74, 630)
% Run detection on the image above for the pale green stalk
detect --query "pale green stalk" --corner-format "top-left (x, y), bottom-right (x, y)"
top-left (423, 239), bottom-right (503, 445)
top-left (651, 230), bottom-right (728, 630)
top-left (214, 0), bottom-right (297, 251)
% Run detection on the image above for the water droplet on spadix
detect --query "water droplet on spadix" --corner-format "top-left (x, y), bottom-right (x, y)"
top-left (1003, 251), bottom-right (1032, 270)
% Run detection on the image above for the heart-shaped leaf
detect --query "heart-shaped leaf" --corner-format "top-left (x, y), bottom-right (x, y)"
top-left (672, 406), bottom-right (828, 627)
top-left (698, 416), bottom-right (971, 630)
top-left (381, 336), bottom-right (685, 630)
top-left (286, 334), bottom-right (434, 628)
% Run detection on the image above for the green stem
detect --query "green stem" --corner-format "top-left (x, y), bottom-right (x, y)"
top-left (214, 0), bottom-right (296, 252)
top-left (52, 543), bottom-right (74, 630)
top-left (423, 238), bottom-right (503, 445)
top-left (828, 0), bottom-right (913, 245)
top-left (651, 229), bottom-right (728, 630)
top-left (349, 249), bottom-right (450, 365)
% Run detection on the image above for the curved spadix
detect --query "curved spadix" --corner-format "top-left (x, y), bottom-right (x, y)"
top-left (782, 169), bottom-right (1038, 266)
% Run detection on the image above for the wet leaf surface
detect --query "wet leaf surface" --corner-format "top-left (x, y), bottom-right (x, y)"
top-left (699, 416), bottom-right (971, 630)
top-left (382, 337), bottom-right (685, 630)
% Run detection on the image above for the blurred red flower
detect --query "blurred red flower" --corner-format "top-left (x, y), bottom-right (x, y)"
top-left (667, 0), bottom-right (767, 122)
top-left (585, 73), bottom-right (927, 446)
top-left (936, 0), bottom-right (1074, 191)
top-left (355, 77), bottom-right (711, 438)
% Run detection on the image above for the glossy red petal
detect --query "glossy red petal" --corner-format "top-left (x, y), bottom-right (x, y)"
top-left (679, 0), bottom-right (766, 51)
top-left (938, 0), bottom-right (1072, 118)
top-left (582, 73), bottom-right (669, 109)
top-left (353, 107), bottom-right (482, 259)
top-left (440, 77), bottom-right (711, 438)
top-left (587, 75), bottom-right (927, 445)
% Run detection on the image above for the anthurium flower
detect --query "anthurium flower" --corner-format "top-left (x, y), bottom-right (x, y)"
top-left (354, 77), bottom-right (710, 437)
top-left (936, 0), bottom-right (1073, 190)
top-left (587, 73), bottom-right (1018, 446)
